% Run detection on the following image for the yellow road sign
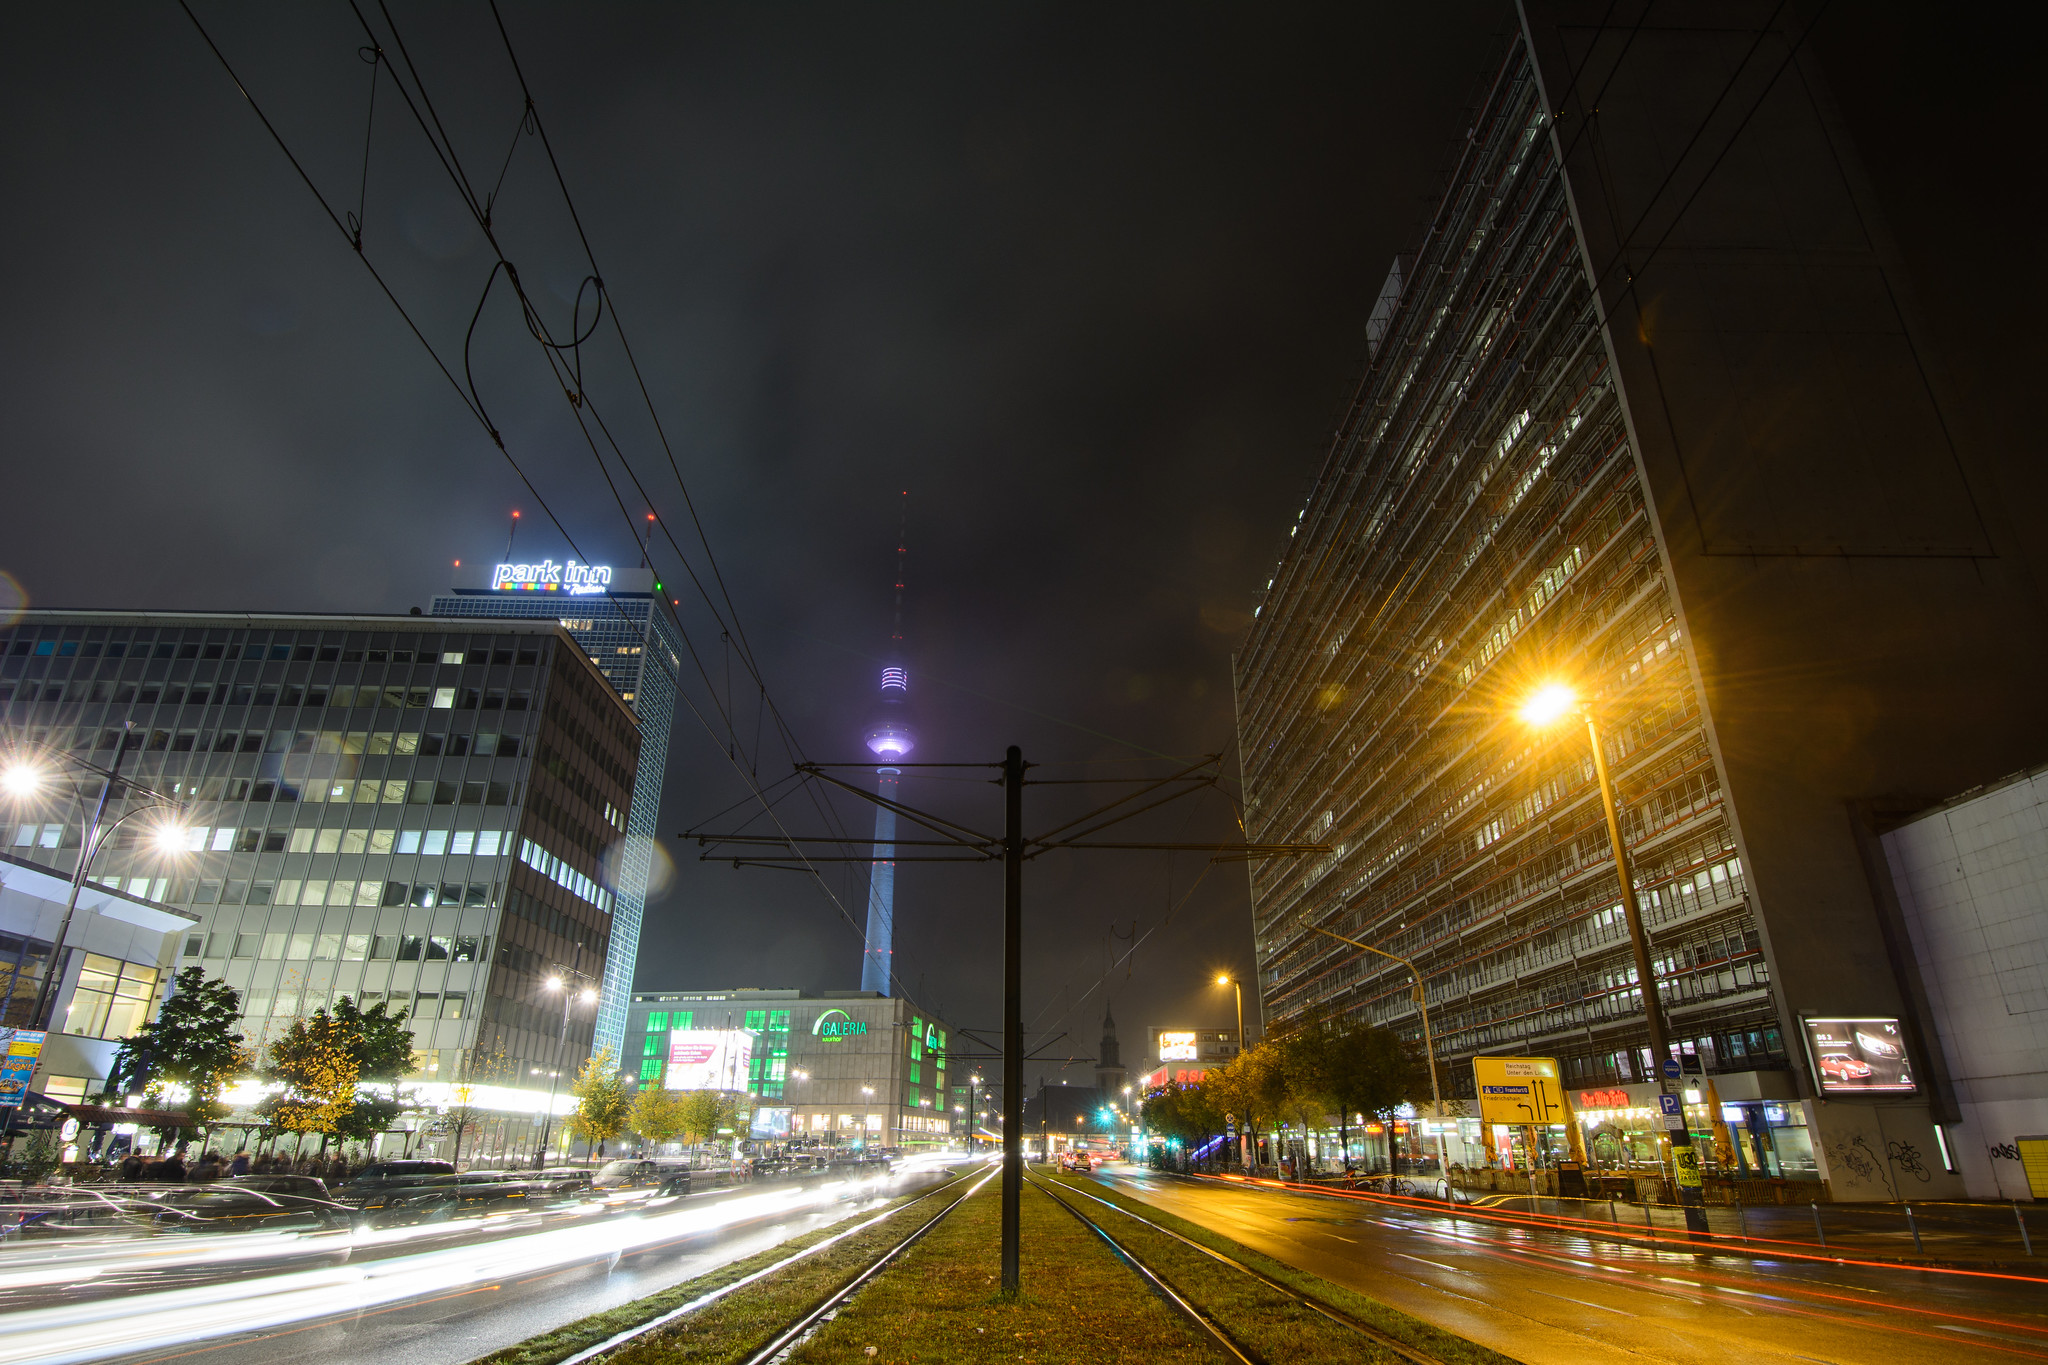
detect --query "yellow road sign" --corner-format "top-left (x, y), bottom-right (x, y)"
top-left (1472, 1056), bottom-right (1570, 1125)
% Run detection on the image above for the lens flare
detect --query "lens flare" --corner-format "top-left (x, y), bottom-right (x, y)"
top-left (1518, 682), bottom-right (1577, 727)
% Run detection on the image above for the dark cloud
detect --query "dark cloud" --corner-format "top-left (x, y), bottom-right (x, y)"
top-left (8, 3), bottom-right (2019, 1081)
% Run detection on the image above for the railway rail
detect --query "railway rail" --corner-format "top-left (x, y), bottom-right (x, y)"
top-left (555, 1162), bottom-right (997, 1365)
top-left (1024, 1169), bottom-right (1446, 1365)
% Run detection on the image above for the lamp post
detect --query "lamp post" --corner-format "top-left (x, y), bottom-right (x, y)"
top-left (967, 1073), bottom-right (982, 1152)
top-left (1519, 682), bottom-right (1710, 1237)
top-left (532, 966), bottom-right (598, 1168)
top-left (1214, 974), bottom-right (1250, 1169)
top-left (1300, 925), bottom-right (1446, 1185)
top-left (2, 733), bottom-right (189, 1032)
top-left (1214, 974), bottom-right (1245, 1050)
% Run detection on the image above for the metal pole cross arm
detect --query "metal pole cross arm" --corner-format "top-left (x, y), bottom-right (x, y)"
top-left (1302, 925), bottom-right (1445, 1179)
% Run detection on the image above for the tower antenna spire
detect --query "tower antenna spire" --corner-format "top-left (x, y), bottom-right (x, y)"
top-left (892, 489), bottom-right (908, 650)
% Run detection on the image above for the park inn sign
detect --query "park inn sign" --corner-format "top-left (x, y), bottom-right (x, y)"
top-left (491, 559), bottom-right (614, 594)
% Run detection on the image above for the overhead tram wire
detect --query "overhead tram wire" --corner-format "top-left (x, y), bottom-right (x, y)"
top-left (174, 0), bottom-right (657, 668)
top-left (353, 0), bottom-right (867, 878)
top-left (179, 3), bottom-right (916, 999)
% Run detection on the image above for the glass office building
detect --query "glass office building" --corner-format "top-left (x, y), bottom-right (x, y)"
top-left (0, 612), bottom-right (641, 1092)
top-left (434, 565), bottom-right (680, 1060)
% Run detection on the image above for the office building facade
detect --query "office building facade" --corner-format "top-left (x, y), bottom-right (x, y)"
top-left (623, 988), bottom-right (964, 1147)
top-left (1, 612), bottom-right (640, 1097)
top-left (1233, 5), bottom-right (2047, 1199)
top-left (435, 564), bottom-right (681, 1059)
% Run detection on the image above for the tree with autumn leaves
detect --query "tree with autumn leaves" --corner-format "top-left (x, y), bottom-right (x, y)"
top-left (260, 996), bottom-right (418, 1146)
top-left (565, 1046), bottom-right (629, 1159)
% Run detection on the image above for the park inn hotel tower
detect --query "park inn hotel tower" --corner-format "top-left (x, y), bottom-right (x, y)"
top-left (0, 565), bottom-right (678, 1099)
top-left (1234, 3), bottom-right (2048, 1199)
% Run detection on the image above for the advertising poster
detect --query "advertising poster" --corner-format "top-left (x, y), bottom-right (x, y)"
top-left (1157, 1031), bottom-right (1198, 1062)
top-left (666, 1029), bottom-right (754, 1092)
top-left (0, 1029), bottom-right (47, 1109)
top-left (749, 1106), bottom-right (793, 1140)
top-left (1802, 1017), bottom-right (1915, 1094)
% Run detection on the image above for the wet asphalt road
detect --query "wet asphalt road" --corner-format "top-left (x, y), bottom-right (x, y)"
top-left (1089, 1166), bottom-right (2048, 1365)
top-left (0, 1172), bottom-right (957, 1365)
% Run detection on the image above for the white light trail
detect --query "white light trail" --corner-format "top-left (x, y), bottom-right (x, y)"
top-left (0, 1177), bottom-right (894, 1365)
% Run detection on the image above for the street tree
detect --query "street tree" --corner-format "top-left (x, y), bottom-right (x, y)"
top-left (1324, 1021), bottom-right (1422, 1173)
top-left (1137, 1080), bottom-right (1224, 1165)
top-left (627, 1087), bottom-right (687, 1150)
top-left (326, 995), bottom-right (418, 1144)
top-left (103, 967), bottom-right (248, 1140)
top-left (1206, 1041), bottom-right (1286, 1171)
top-left (264, 1013), bottom-right (361, 1148)
top-left (674, 1089), bottom-right (738, 1149)
top-left (566, 1047), bottom-right (628, 1159)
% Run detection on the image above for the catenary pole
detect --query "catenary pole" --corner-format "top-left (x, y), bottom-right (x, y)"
top-left (1000, 745), bottom-right (1024, 1294)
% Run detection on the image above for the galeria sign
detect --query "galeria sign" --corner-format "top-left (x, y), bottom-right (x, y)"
top-left (812, 1009), bottom-right (869, 1040)
top-left (491, 559), bottom-right (613, 594)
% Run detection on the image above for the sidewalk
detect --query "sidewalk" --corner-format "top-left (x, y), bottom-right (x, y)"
top-left (1466, 1191), bottom-right (2042, 1265)
top-left (1200, 1168), bottom-right (2048, 1272)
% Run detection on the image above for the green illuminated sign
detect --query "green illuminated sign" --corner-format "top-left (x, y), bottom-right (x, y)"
top-left (812, 1008), bottom-right (869, 1041)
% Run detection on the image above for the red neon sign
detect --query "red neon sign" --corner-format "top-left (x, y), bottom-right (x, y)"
top-left (1577, 1088), bottom-right (1630, 1108)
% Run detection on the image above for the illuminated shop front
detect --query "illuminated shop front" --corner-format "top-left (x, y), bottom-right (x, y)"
top-left (623, 987), bottom-right (966, 1150)
top-left (1568, 1081), bottom-right (1816, 1180)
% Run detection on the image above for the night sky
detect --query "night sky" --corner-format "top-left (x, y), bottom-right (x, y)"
top-left (3, 4), bottom-right (2039, 1086)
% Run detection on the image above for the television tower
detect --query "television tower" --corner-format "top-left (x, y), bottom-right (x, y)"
top-left (860, 494), bottom-right (914, 995)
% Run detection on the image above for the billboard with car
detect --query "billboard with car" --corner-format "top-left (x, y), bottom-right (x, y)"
top-left (1801, 1017), bottom-right (1914, 1094)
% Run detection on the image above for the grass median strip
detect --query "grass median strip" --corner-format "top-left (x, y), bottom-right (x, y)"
top-left (786, 1174), bottom-right (1217, 1365)
top-left (1044, 1173), bottom-right (1517, 1365)
top-left (475, 1174), bottom-right (976, 1365)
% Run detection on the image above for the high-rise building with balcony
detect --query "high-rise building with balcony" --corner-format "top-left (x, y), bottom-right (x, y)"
top-left (1233, 3), bottom-right (2048, 1199)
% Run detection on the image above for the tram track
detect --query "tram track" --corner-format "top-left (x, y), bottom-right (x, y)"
top-left (1024, 1169), bottom-right (1448, 1365)
top-left (553, 1162), bottom-right (996, 1365)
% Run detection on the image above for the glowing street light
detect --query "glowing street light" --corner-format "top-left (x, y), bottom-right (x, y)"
top-left (1213, 974), bottom-right (1245, 1048)
top-left (1, 729), bottom-right (191, 1033)
top-left (1518, 680), bottom-right (1578, 728)
top-left (2, 762), bottom-right (44, 799)
top-left (1518, 679), bottom-right (1710, 1236)
top-left (532, 964), bottom-right (598, 1168)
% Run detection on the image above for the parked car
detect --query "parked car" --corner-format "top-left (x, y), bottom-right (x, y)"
top-left (531, 1166), bottom-right (596, 1196)
top-left (348, 1171), bottom-right (552, 1217)
top-left (591, 1158), bottom-right (694, 1197)
top-left (13, 1181), bottom-right (351, 1238)
top-left (337, 1159), bottom-right (455, 1191)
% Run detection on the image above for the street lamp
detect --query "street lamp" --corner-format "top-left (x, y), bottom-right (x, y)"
top-left (1, 732), bottom-right (190, 1032)
top-left (1519, 680), bottom-right (1711, 1236)
top-left (1300, 924), bottom-right (1445, 1184)
top-left (531, 969), bottom-right (598, 1168)
top-left (1213, 974), bottom-right (1245, 1050)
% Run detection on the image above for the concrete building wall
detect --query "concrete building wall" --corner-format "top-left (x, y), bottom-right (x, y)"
top-left (1884, 767), bottom-right (2048, 1199)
